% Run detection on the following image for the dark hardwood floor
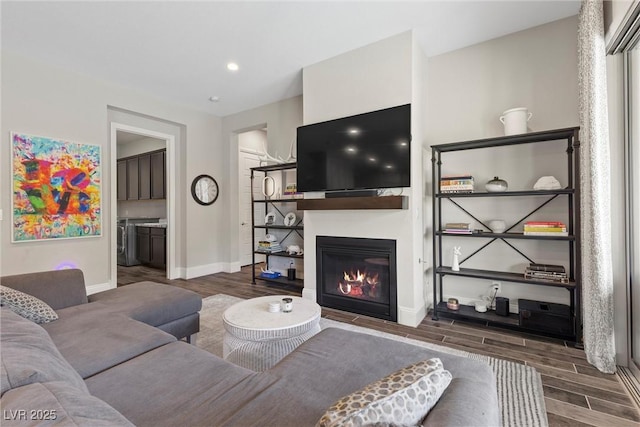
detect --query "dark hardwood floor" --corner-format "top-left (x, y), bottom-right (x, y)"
top-left (118, 265), bottom-right (640, 427)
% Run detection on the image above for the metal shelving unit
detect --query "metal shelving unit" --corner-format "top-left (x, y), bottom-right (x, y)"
top-left (250, 162), bottom-right (303, 288)
top-left (431, 127), bottom-right (582, 343)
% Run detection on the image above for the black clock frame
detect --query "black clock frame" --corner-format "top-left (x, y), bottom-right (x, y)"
top-left (191, 174), bottom-right (219, 206)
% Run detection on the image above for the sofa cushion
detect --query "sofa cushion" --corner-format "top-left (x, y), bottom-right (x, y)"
top-left (264, 328), bottom-right (500, 427)
top-left (0, 308), bottom-right (88, 396)
top-left (88, 282), bottom-right (202, 328)
top-left (0, 381), bottom-right (133, 426)
top-left (43, 312), bottom-right (177, 379)
top-left (86, 341), bottom-right (261, 427)
top-left (0, 285), bottom-right (58, 324)
top-left (1, 269), bottom-right (88, 310)
top-left (317, 358), bottom-right (452, 427)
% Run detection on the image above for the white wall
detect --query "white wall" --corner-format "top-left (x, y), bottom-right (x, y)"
top-left (302, 31), bottom-right (427, 327)
top-left (425, 16), bottom-right (579, 311)
top-left (1, 50), bottom-right (225, 287)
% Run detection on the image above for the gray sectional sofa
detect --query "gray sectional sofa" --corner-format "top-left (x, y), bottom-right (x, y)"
top-left (1, 269), bottom-right (500, 426)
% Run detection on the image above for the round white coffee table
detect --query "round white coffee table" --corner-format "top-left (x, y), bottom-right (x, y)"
top-left (222, 295), bottom-right (322, 371)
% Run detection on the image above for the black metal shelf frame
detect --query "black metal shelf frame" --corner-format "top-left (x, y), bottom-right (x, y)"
top-left (431, 127), bottom-right (582, 343)
top-left (250, 163), bottom-right (303, 287)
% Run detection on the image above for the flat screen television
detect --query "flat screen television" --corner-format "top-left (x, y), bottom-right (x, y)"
top-left (296, 104), bottom-right (411, 193)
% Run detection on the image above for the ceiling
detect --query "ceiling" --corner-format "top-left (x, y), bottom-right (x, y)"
top-left (1, 1), bottom-right (580, 117)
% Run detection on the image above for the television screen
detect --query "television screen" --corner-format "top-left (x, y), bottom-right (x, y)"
top-left (296, 104), bottom-right (411, 193)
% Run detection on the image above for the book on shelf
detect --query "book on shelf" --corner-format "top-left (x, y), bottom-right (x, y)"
top-left (440, 176), bottom-right (474, 193)
top-left (445, 222), bottom-right (471, 229)
top-left (524, 271), bottom-right (569, 284)
top-left (528, 263), bottom-right (565, 273)
top-left (443, 229), bottom-right (473, 234)
top-left (523, 231), bottom-right (569, 236)
top-left (523, 226), bottom-right (567, 232)
top-left (525, 221), bottom-right (566, 226)
top-left (257, 241), bottom-right (283, 253)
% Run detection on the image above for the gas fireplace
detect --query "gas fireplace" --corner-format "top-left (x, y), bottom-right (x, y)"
top-left (316, 236), bottom-right (397, 321)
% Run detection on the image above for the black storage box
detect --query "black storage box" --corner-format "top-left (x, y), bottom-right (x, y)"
top-left (518, 299), bottom-right (573, 336)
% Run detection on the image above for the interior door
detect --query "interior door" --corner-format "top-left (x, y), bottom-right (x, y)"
top-left (238, 150), bottom-right (265, 266)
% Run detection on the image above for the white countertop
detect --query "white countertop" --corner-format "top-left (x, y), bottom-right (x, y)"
top-left (135, 223), bottom-right (167, 228)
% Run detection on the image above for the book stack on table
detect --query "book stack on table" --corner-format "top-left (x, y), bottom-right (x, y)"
top-left (524, 263), bottom-right (569, 284)
top-left (523, 221), bottom-right (568, 236)
top-left (440, 176), bottom-right (474, 193)
top-left (443, 223), bottom-right (473, 234)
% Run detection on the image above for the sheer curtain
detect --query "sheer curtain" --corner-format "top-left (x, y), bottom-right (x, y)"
top-left (578, 0), bottom-right (616, 373)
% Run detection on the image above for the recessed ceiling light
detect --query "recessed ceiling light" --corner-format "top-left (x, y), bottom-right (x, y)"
top-left (209, 96), bottom-right (220, 102)
top-left (227, 62), bottom-right (239, 71)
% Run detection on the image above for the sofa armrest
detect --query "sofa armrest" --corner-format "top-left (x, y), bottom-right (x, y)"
top-left (1, 269), bottom-right (88, 310)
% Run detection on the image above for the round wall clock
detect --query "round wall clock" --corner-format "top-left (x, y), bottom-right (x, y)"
top-left (191, 174), bottom-right (219, 205)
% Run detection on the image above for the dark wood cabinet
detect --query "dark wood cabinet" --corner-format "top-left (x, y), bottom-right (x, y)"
top-left (136, 226), bottom-right (166, 269)
top-left (150, 151), bottom-right (165, 199)
top-left (126, 158), bottom-right (139, 200)
top-left (117, 149), bottom-right (165, 201)
top-left (138, 154), bottom-right (151, 200)
top-left (150, 228), bottom-right (166, 266)
top-left (136, 227), bottom-right (151, 264)
top-left (117, 160), bottom-right (127, 201)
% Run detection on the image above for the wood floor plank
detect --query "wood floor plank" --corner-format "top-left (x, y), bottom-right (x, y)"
top-left (118, 265), bottom-right (639, 427)
top-left (545, 398), bottom-right (640, 427)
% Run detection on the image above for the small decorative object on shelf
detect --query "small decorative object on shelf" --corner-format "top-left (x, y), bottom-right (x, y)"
top-left (286, 245), bottom-right (302, 255)
top-left (523, 221), bottom-right (567, 236)
top-left (265, 212), bottom-right (276, 225)
top-left (261, 176), bottom-right (276, 198)
top-left (533, 176), bottom-right (562, 190)
top-left (474, 301), bottom-right (488, 313)
top-left (499, 107), bottom-right (532, 135)
top-left (488, 219), bottom-right (506, 233)
top-left (451, 246), bottom-right (461, 271)
top-left (283, 212), bottom-right (297, 226)
top-left (485, 176), bottom-right (508, 192)
top-left (440, 175), bottom-right (474, 193)
top-left (446, 298), bottom-right (459, 310)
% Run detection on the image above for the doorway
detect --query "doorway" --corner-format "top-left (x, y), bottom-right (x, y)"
top-left (110, 123), bottom-right (177, 286)
top-left (237, 128), bottom-right (268, 267)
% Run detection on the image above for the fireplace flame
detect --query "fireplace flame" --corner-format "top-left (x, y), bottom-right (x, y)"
top-left (338, 270), bottom-right (379, 298)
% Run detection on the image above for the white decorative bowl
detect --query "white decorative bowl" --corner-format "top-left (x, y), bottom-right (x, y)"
top-left (485, 177), bottom-right (508, 192)
top-left (488, 220), bottom-right (506, 233)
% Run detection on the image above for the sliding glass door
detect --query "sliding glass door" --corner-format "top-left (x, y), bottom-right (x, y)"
top-left (629, 46), bottom-right (640, 378)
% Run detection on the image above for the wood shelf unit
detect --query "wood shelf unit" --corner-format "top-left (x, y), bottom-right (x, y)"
top-left (431, 127), bottom-right (582, 343)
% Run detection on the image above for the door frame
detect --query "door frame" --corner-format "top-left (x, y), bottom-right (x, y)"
top-left (238, 146), bottom-right (266, 267)
top-left (110, 123), bottom-right (177, 285)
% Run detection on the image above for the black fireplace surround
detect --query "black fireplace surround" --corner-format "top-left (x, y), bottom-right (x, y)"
top-left (316, 236), bottom-right (397, 321)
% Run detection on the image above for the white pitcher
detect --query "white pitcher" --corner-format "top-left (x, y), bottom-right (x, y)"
top-left (499, 107), bottom-right (532, 135)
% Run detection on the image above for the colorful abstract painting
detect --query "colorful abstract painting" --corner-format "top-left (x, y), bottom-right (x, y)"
top-left (12, 133), bottom-right (101, 242)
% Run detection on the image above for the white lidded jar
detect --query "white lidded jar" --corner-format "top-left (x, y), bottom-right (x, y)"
top-left (499, 107), bottom-right (532, 135)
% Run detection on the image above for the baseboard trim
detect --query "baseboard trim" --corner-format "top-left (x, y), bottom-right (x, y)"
top-left (87, 282), bottom-right (114, 295)
top-left (185, 263), bottom-right (225, 279)
top-left (227, 262), bottom-right (241, 273)
top-left (397, 303), bottom-right (426, 328)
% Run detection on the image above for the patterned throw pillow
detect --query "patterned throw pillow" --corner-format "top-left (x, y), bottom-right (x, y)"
top-left (317, 358), bottom-right (452, 427)
top-left (0, 285), bottom-right (58, 324)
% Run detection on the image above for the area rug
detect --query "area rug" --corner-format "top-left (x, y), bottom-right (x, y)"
top-left (196, 294), bottom-right (548, 427)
